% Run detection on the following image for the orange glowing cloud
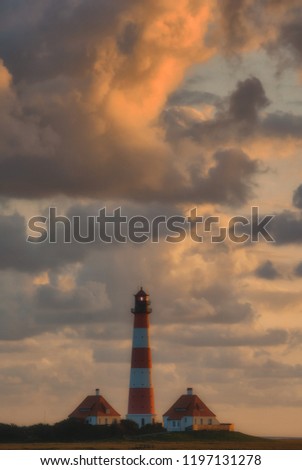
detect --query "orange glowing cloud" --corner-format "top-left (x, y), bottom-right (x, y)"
top-left (91, 0), bottom-right (215, 131)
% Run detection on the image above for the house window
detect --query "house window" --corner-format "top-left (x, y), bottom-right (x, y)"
top-left (105, 418), bottom-right (108, 425)
top-left (200, 418), bottom-right (203, 424)
top-left (208, 419), bottom-right (212, 425)
top-left (194, 418), bottom-right (197, 425)
top-left (173, 421), bottom-right (176, 427)
top-left (184, 417), bottom-right (187, 423)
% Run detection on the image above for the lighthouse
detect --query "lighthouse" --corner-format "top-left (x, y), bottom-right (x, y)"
top-left (126, 288), bottom-right (156, 427)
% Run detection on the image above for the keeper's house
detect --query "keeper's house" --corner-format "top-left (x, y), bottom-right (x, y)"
top-left (68, 388), bottom-right (121, 425)
top-left (163, 388), bottom-right (234, 432)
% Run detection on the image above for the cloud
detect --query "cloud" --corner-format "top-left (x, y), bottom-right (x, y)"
top-left (0, 213), bottom-right (91, 272)
top-left (293, 262), bottom-right (302, 277)
top-left (1, 3), bottom-right (301, 206)
top-left (217, 0), bottom-right (252, 51)
top-left (190, 282), bottom-right (255, 324)
top-left (199, 149), bottom-right (259, 206)
top-left (33, 281), bottom-right (110, 326)
top-left (0, 3), bottom-right (275, 209)
top-left (269, 210), bottom-right (302, 244)
top-left (163, 75), bottom-right (302, 152)
top-left (163, 76), bottom-right (271, 145)
top-left (249, 359), bottom-right (302, 379)
top-left (293, 184), bottom-right (302, 209)
top-left (0, 202), bottom-right (179, 273)
top-left (254, 260), bottom-right (281, 280)
top-left (117, 21), bottom-right (140, 55)
top-left (167, 89), bottom-right (219, 107)
top-left (0, 60), bottom-right (58, 162)
top-left (262, 112), bottom-right (302, 139)
top-left (0, 1), bottom-right (248, 204)
top-left (0, 0), bottom-right (131, 83)
top-left (228, 76), bottom-right (270, 122)
top-left (275, 14), bottom-right (302, 68)
top-left (0, 139), bottom-right (260, 205)
top-left (215, 0), bottom-right (302, 61)
top-left (0, 265), bottom-right (111, 340)
top-left (163, 325), bottom-right (289, 348)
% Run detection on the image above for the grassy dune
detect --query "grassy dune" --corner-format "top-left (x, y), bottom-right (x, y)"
top-left (0, 431), bottom-right (302, 450)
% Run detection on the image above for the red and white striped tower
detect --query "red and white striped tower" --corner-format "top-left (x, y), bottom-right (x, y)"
top-left (126, 288), bottom-right (156, 427)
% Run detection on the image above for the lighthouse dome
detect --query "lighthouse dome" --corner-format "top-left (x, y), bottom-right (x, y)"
top-left (135, 287), bottom-right (148, 300)
top-left (131, 287), bottom-right (152, 314)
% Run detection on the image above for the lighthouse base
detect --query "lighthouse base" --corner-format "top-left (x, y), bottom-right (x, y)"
top-left (126, 414), bottom-right (157, 428)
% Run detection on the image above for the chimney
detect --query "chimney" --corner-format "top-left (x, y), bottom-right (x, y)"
top-left (187, 387), bottom-right (193, 395)
top-left (95, 388), bottom-right (100, 396)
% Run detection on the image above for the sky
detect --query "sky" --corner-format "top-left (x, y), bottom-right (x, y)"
top-left (0, 0), bottom-right (302, 437)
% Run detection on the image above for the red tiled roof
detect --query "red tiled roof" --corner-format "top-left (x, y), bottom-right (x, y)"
top-left (163, 394), bottom-right (216, 420)
top-left (68, 395), bottom-right (121, 420)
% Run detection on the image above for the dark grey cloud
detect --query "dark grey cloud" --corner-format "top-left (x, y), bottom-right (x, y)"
top-left (163, 77), bottom-right (272, 145)
top-left (0, 268), bottom-right (112, 340)
top-left (169, 327), bottom-right (289, 348)
top-left (0, 201), bottom-right (181, 274)
top-left (218, 0), bottom-right (251, 51)
top-left (0, 213), bottom-right (90, 273)
top-left (293, 184), bottom-right (302, 209)
top-left (262, 112), bottom-right (302, 138)
top-left (190, 283), bottom-right (255, 325)
top-left (228, 76), bottom-right (270, 122)
top-left (0, 0), bottom-right (135, 83)
top-left (293, 262), bottom-right (302, 276)
top-left (154, 334), bottom-right (302, 375)
top-left (269, 210), bottom-right (302, 244)
top-left (32, 283), bottom-right (107, 327)
top-left (35, 284), bottom-right (94, 312)
top-left (255, 260), bottom-right (281, 280)
top-left (197, 149), bottom-right (259, 206)
top-left (162, 148), bottom-right (258, 206)
top-left (249, 359), bottom-right (302, 379)
top-left (164, 76), bottom-right (302, 149)
top-left (117, 22), bottom-right (140, 55)
top-left (0, 146), bottom-right (260, 206)
top-left (277, 15), bottom-right (302, 67)
top-left (154, 148), bottom-right (258, 207)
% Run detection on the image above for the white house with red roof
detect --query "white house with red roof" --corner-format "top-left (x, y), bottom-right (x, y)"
top-left (163, 388), bottom-right (234, 432)
top-left (68, 389), bottom-right (121, 426)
